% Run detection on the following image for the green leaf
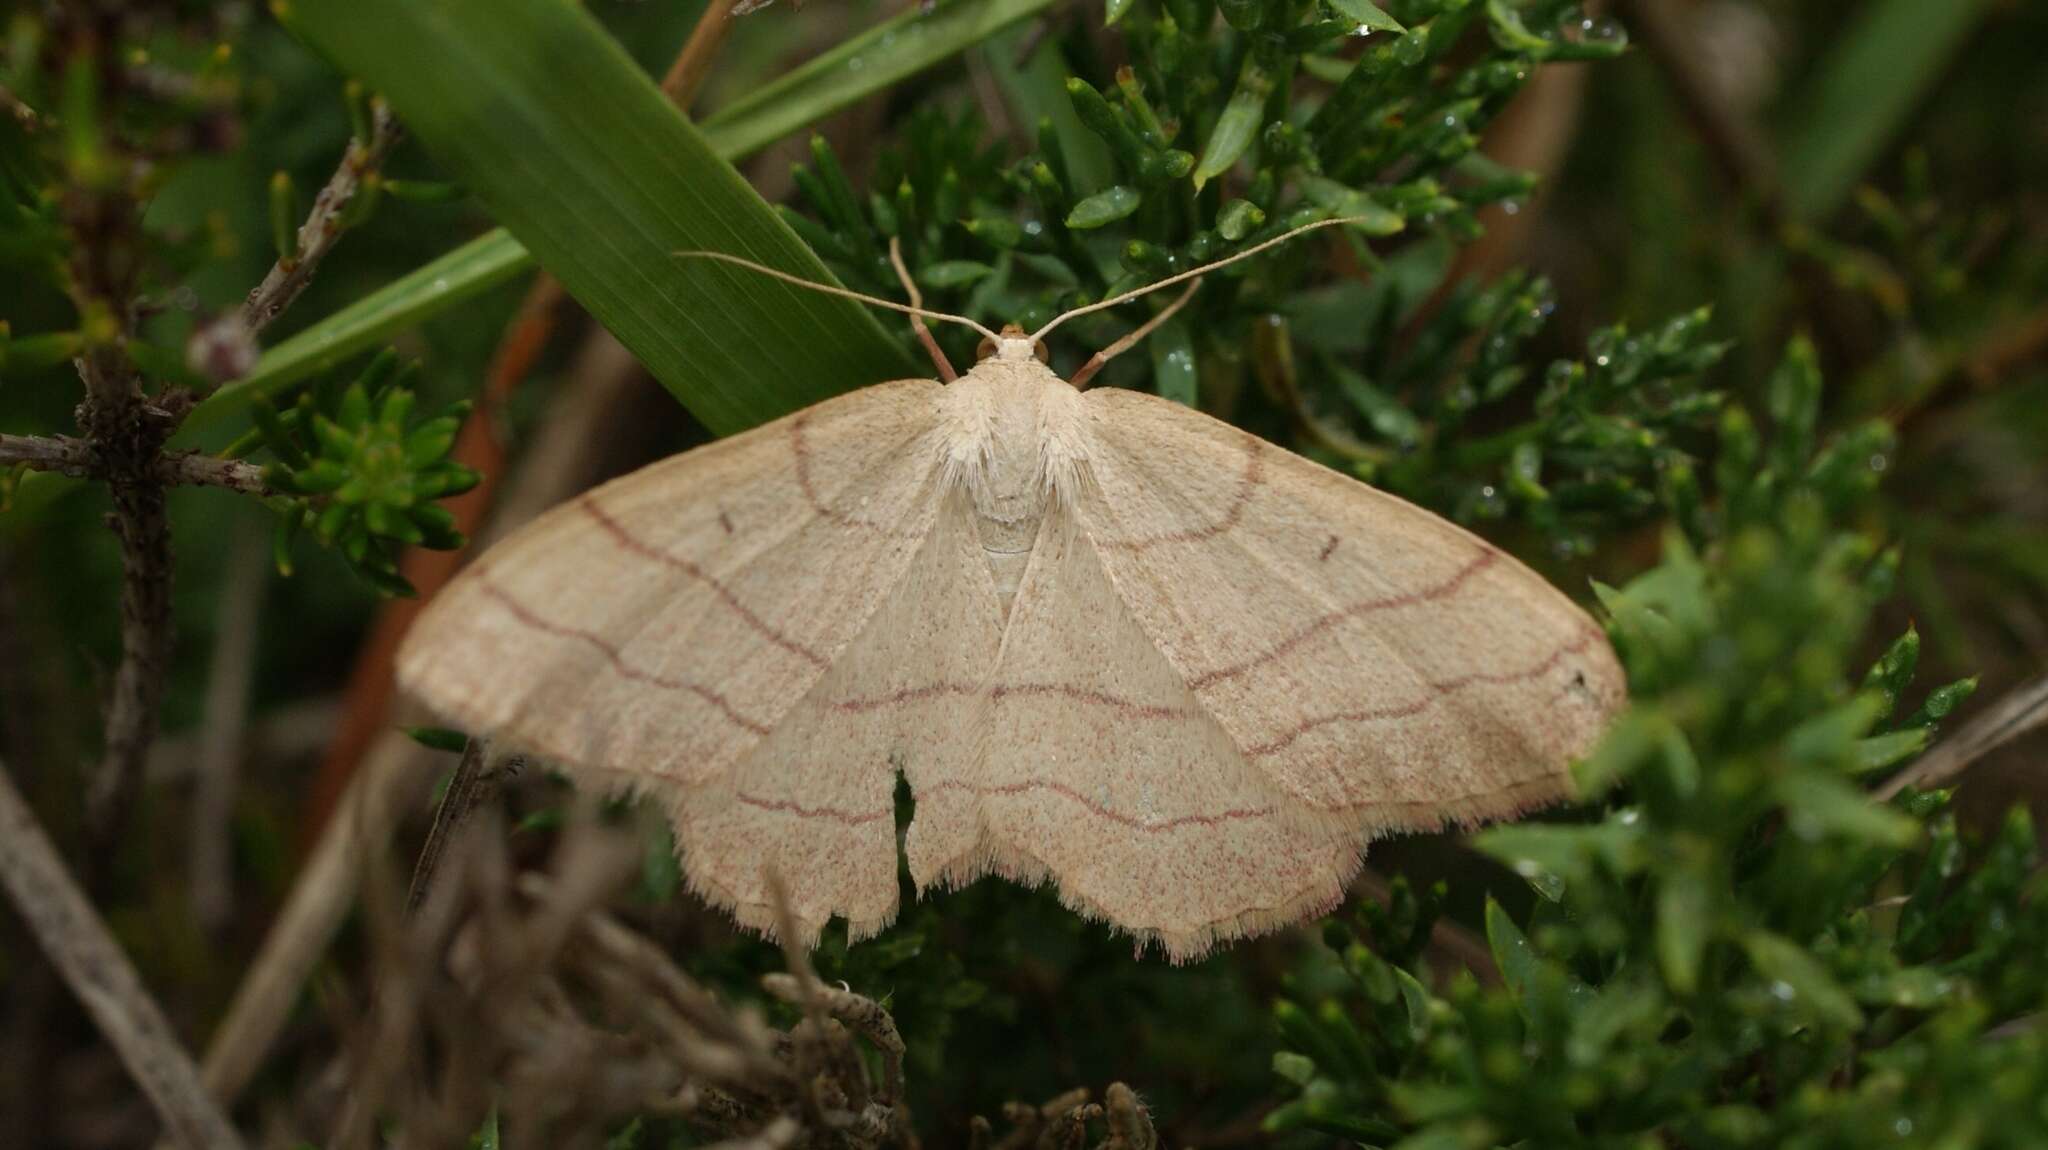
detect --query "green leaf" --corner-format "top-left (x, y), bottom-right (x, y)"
top-left (919, 260), bottom-right (995, 289)
top-left (1572, 709), bottom-right (1668, 795)
top-left (1775, 773), bottom-right (1920, 847)
top-left (1326, 0), bottom-right (1405, 34)
top-left (1485, 898), bottom-right (1593, 1015)
top-left (1742, 929), bottom-right (1864, 1030)
top-left (287, 0), bottom-right (917, 438)
top-left (1566, 972), bottom-right (1666, 1066)
top-left (984, 26), bottom-right (1115, 197)
top-left (1330, 362), bottom-right (1422, 445)
top-left (1853, 965), bottom-right (1954, 1010)
top-left (1656, 862), bottom-right (1712, 994)
top-left (1784, 694), bottom-right (1883, 764)
top-left (1850, 728), bottom-right (1929, 775)
top-left (1902, 676), bottom-right (1977, 730)
top-left (1216, 198), bottom-right (1266, 242)
top-left (1778, 0), bottom-right (1998, 219)
top-left (1391, 966), bottom-right (1431, 1042)
top-left (183, 0), bottom-right (1057, 442)
top-left (1861, 625), bottom-right (1920, 724)
top-left (710, 0), bottom-right (1060, 162)
top-left (1192, 55), bottom-right (1272, 190)
top-left (1485, 0), bottom-right (1627, 61)
top-left (1271, 1050), bottom-right (1317, 1086)
top-left (1300, 176), bottom-right (1406, 236)
top-left (1066, 185), bottom-right (1143, 229)
top-left (1473, 821), bottom-right (1647, 898)
top-left (1148, 313), bottom-right (1198, 407)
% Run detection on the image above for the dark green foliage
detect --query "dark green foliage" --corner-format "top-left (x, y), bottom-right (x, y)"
top-left (1263, 353), bottom-right (2045, 1147)
top-left (1317, 274), bottom-right (1727, 554)
top-left (784, 2), bottom-right (1726, 561)
top-left (243, 348), bottom-right (479, 595)
top-left (786, 0), bottom-right (1633, 389)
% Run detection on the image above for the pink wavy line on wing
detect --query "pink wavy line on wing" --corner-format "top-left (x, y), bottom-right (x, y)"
top-left (789, 408), bottom-right (928, 538)
top-left (731, 762), bottom-right (1568, 833)
top-left (927, 778), bottom-right (1276, 830)
top-left (734, 793), bottom-right (892, 826)
top-left (1245, 628), bottom-right (1601, 758)
top-left (1188, 549), bottom-right (1501, 690)
top-left (828, 682), bottom-right (979, 714)
top-left (578, 495), bottom-right (829, 668)
top-left (829, 681), bottom-right (1189, 719)
top-left (988, 682), bottom-right (1186, 719)
top-left (1093, 435), bottom-right (1265, 550)
top-left (475, 576), bottom-right (770, 735)
top-left (734, 779), bottom-right (1275, 833)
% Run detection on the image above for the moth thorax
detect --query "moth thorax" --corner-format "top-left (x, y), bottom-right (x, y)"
top-left (971, 394), bottom-right (1055, 623)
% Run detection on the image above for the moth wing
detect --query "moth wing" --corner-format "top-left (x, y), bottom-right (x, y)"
top-left (903, 508), bottom-right (1360, 961)
top-left (398, 379), bottom-right (950, 791)
top-left (1076, 387), bottom-right (1624, 830)
top-left (663, 492), bottom-right (1005, 943)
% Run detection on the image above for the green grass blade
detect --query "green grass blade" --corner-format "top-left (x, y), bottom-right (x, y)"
top-left (188, 0), bottom-right (1057, 439)
top-left (1777, 0), bottom-right (1996, 220)
top-left (186, 229), bottom-right (533, 437)
top-left (284, 0), bottom-right (917, 436)
top-left (703, 0), bottom-right (1060, 160)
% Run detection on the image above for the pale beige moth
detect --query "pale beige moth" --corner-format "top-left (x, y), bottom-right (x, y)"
top-left (397, 227), bottom-right (1625, 959)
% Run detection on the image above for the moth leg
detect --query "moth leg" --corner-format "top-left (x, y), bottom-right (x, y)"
top-left (890, 235), bottom-right (958, 383)
top-left (1068, 278), bottom-right (1201, 389)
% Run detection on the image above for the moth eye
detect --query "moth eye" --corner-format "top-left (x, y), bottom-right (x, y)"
top-left (976, 335), bottom-right (999, 362)
top-left (1031, 339), bottom-right (1051, 365)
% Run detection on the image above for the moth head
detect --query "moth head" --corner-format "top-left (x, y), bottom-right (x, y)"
top-left (977, 324), bottom-right (1050, 366)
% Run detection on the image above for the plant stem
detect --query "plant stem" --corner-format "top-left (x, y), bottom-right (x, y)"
top-left (0, 757), bottom-right (247, 1150)
top-left (240, 100), bottom-right (403, 339)
top-left (405, 737), bottom-right (499, 913)
top-left (0, 432), bottom-right (271, 494)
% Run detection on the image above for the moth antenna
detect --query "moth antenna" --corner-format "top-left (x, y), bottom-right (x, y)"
top-left (674, 249), bottom-right (1002, 344)
top-left (1029, 214), bottom-right (1377, 344)
top-left (889, 236), bottom-right (958, 382)
top-left (1069, 278), bottom-right (1201, 390)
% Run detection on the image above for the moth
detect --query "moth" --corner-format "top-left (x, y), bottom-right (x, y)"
top-left (398, 222), bottom-right (1625, 959)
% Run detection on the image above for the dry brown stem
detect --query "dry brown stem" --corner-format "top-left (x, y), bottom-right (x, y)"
top-left (238, 100), bottom-right (402, 341)
top-left (0, 757), bottom-right (246, 1150)
top-left (68, 275), bottom-right (174, 880)
top-left (404, 736), bottom-right (506, 913)
top-left (190, 512), bottom-right (270, 930)
top-left (977, 1085), bottom-right (1156, 1150)
top-left (325, 815), bottom-right (910, 1150)
top-left (195, 732), bottom-right (436, 1110)
top-left (0, 431), bottom-right (271, 493)
top-left (1878, 670), bottom-right (2048, 800)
